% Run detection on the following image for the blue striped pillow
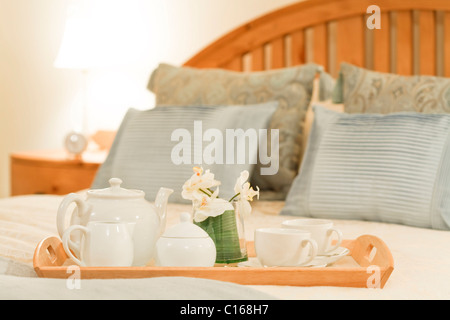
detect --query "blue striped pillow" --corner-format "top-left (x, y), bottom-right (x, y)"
top-left (92, 102), bottom-right (278, 203)
top-left (281, 105), bottom-right (450, 230)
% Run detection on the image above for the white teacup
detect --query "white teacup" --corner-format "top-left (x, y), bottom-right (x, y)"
top-left (62, 221), bottom-right (134, 267)
top-left (281, 219), bottom-right (343, 255)
top-left (254, 228), bottom-right (318, 267)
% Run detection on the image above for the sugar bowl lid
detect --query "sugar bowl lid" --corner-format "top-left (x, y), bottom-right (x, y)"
top-left (162, 212), bottom-right (210, 238)
top-left (87, 178), bottom-right (145, 199)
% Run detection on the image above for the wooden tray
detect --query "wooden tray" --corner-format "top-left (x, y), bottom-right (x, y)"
top-left (33, 234), bottom-right (394, 288)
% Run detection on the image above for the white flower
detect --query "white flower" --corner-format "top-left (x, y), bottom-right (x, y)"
top-left (194, 188), bottom-right (233, 223)
top-left (182, 167), bottom-right (220, 201)
top-left (233, 170), bottom-right (259, 217)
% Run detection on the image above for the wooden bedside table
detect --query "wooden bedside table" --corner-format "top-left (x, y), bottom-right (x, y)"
top-left (10, 150), bottom-right (107, 196)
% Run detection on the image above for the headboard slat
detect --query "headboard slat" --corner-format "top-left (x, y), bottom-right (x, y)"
top-left (283, 35), bottom-right (291, 68)
top-left (251, 46), bottom-right (264, 71)
top-left (419, 11), bottom-right (437, 75)
top-left (290, 29), bottom-right (305, 66)
top-left (304, 27), bottom-right (314, 64)
top-left (313, 24), bottom-right (328, 70)
top-left (270, 38), bottom-right (285, 69)
top-left (395, 11), bottom-right (413, 75)
top-left (364, 14), bottom-right (374, 70)
top-left (412, 10), bottom-right (421, 75)
top-left (335, 16), bottom-right (365, 77)
top-left (435, 11), bottom-right (445, 77)
top-left (327, 21), bottom-right (337, 77)
top-left (263, 43), bottom-right (271, 70)
top-left (242, 52), bottom-right (252, 72)
top-left (445, 12), bottom-right (450, 77)
top-left (388, 11), bottom-right (397, 74)
top-left (372, 12), bottom-right (391, 73)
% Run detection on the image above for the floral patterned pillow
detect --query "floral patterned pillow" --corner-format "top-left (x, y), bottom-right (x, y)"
top-left (148, 63), bottom-right (333, 196)
top-left (334, 62), bottom-right (450, 114)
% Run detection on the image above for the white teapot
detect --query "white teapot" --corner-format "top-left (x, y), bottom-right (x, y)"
top-left (56, 178), bottom-right (173, 266)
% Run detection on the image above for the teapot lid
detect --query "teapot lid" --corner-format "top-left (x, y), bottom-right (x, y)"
top-left (162, 212), bottom-right (210, 238)
top-left (87, 178), bottom-right (145, 199)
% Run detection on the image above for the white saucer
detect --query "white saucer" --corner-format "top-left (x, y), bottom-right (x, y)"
top-left (239, 247), bottom-right (349, 268)
top-left (312, 247), bottom-right (350, 266)
top-left (237, 257), bottom-right (327, 268)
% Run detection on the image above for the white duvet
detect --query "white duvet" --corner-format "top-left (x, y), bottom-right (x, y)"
top-left (0, 194), bottom-right (449, 300)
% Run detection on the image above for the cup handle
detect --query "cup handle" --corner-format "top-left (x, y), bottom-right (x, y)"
top-left (298, 239), bottom-right (318, 266)
top-left (62, 225), bottom-right (89, 267)
top-left (325, 227), bottom-right (343, 254)
top-left (56, 193), bottom-right (88, 257)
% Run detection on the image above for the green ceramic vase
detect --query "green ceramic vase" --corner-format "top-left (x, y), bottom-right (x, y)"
top-left (194, 203), bottom-right (248, 265)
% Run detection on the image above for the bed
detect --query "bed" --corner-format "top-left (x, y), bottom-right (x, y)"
top-left (2, 0), bottom-right (450, 300)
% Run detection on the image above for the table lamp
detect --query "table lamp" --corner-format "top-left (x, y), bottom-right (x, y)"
top-left (54, 4), bottom-right (93, 159)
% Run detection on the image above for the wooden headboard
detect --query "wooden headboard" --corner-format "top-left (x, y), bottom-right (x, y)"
top-left (184, 0), bottom-right (450, 78)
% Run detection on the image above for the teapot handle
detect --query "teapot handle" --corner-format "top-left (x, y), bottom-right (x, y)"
top-left (56, 193), bottom-right (89, 257)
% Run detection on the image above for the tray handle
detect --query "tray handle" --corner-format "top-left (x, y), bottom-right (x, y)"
top-left (33, 237), bottom-right (68, 271)
top-left (351, 235), bottom-right (394, 269)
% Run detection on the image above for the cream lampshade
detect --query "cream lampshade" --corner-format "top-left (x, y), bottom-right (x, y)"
top-left (54, 4), bottom-right (93, 157)
top-left (54, 12), bottom-right (94, 70)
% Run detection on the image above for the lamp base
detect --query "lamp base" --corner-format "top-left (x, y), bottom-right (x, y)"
top-left (64, 131), bottom-right (88, 157)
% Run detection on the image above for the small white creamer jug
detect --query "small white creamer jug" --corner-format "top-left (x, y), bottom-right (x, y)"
top-left (62, 221), bottom-right (135, 267)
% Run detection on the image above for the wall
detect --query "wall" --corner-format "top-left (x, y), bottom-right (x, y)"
top-left (0, 0), bottom-right (299, 198)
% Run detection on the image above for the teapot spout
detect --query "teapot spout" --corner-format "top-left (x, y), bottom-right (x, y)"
top-left (155, 187), bottom-right (174, 236)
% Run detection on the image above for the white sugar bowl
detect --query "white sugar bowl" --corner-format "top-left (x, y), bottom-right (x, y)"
top-left (155, 212), bottom-right (216, 267)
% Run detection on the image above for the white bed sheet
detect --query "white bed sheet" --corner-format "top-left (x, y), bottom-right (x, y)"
top-left (0, 194), bottom-right (449, 300)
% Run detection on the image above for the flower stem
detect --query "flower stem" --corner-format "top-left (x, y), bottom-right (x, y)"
top-left (199, 188), bottom-right (212, 197)
top-left (228, 193), bottom-right (240, 202)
